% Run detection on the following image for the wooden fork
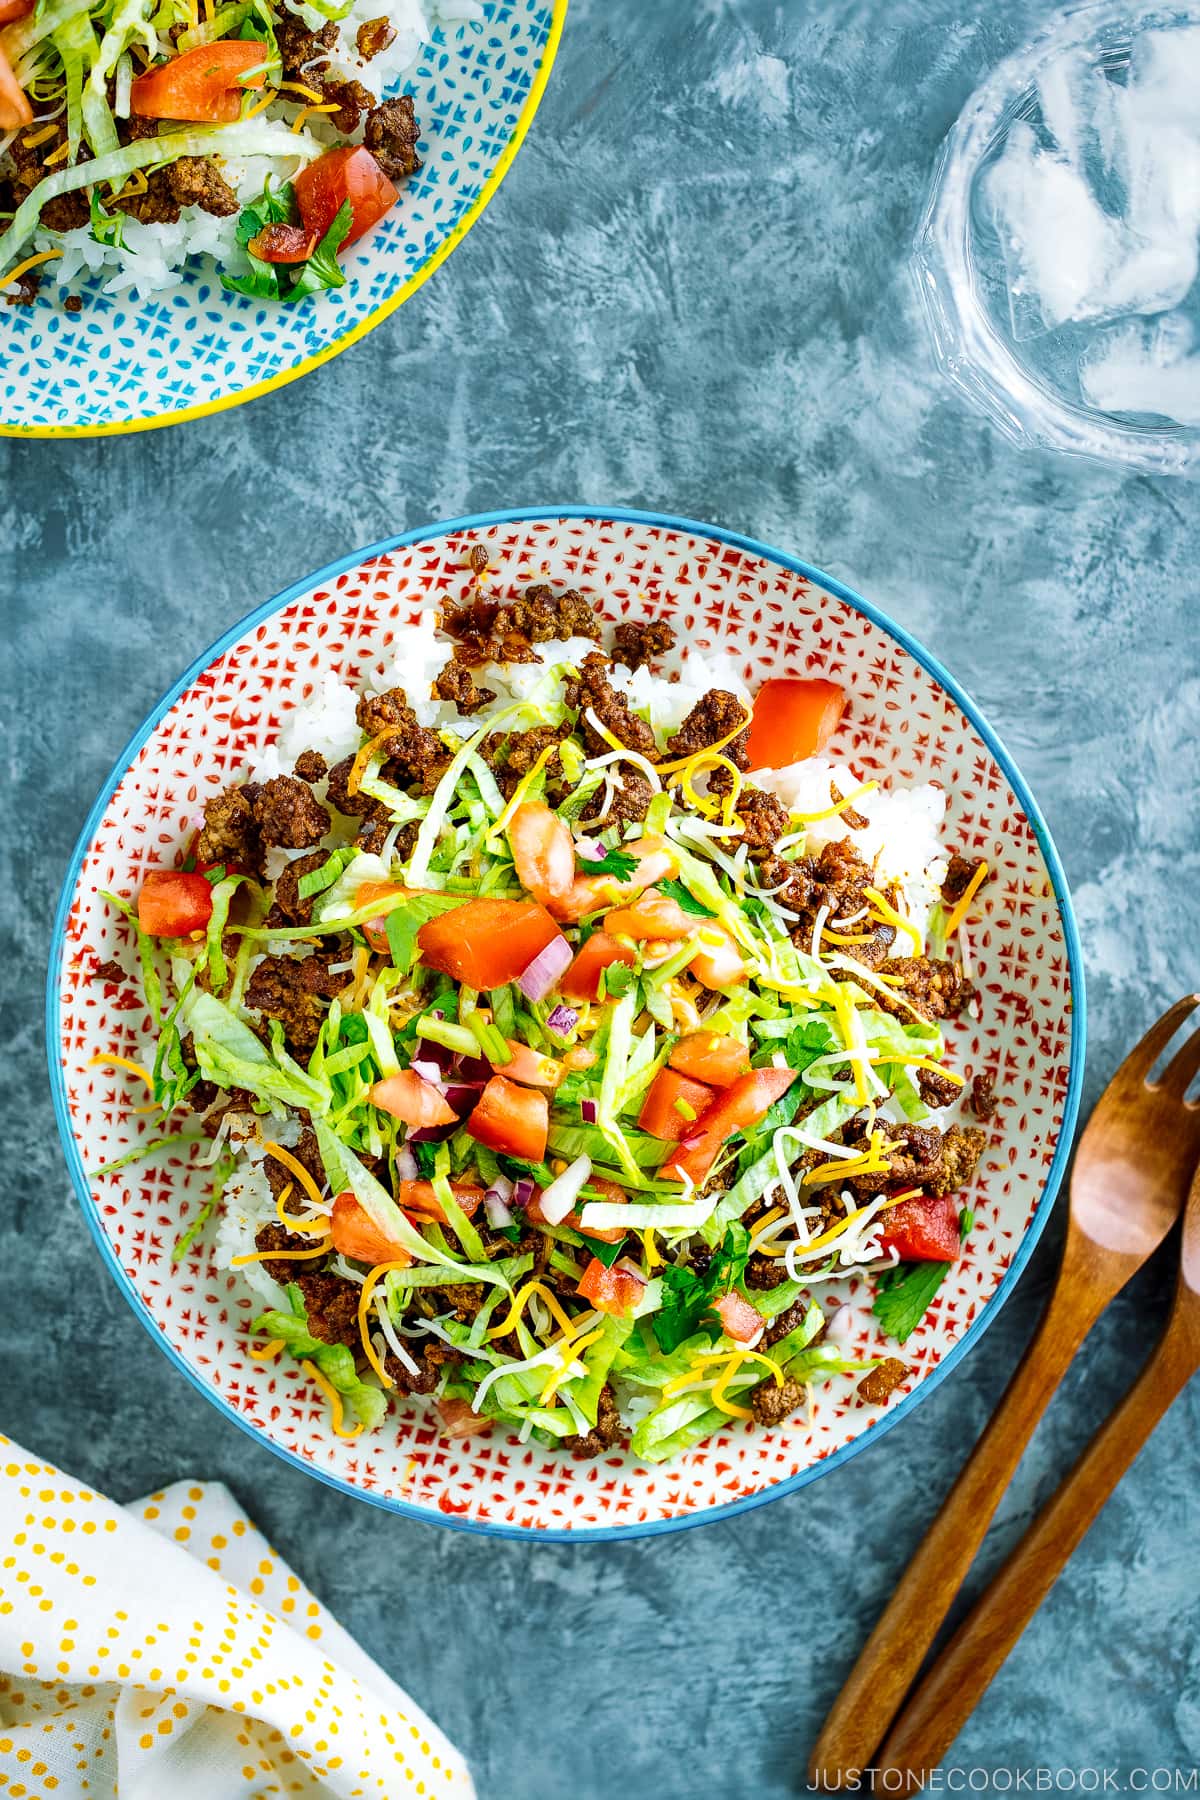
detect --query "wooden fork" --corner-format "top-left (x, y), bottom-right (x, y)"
top-left (873, 1149), bottom-right (1200, 1779)
top-left (809, 995), bottom-right (1200, 1791)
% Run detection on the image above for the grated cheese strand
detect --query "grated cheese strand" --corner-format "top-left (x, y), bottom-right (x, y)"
top-left (487, 1278), bottom-right (576, 1343)
top-left (356, 1261), bottom-right (415, 1389)
top-left (300, 1358), bottom-right (365, 1439)
top-left (87, 1052), bottom-right (155, 1092)
top-left (942, 860), bottom-right (990, 938)
top-left (260, 1139), bottom-right (327, 1214)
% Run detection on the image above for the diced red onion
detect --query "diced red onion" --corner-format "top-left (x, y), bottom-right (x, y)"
top-left (490, 1172), bottom-right (514, 1204)
top-left (616, 1257), bottom-right (649, 1286)
top-left (575, 837), bottom-right (606, 862)
top-left (484, 1189), bottom-right (514, 1228)
top-left (516, 933), bottom-right (573, 1001)
top-left (396, 1145), bottom-right (419, 1182)
top-left (407, 1121), bottom-right (456, 1143)
top-left (580, 1098), bottom-right (598, 1124)
top-left (442, 1084), bottom-right (483, 1114)
top-left (415, 1036), bottom-right (454, 1073)
top-left (545, 1003), bottom-right (579, 1038)
top-left (453, 1054), bottom-right (492, 1084)
top-left (410, 1058), bottom-right (445, 1086)
top-left (538, 1154), bottom-right (592, 1226)
top-left (511, 1177), bottom-right (535, 1208)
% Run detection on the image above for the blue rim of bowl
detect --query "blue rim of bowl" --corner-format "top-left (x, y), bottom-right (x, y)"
top-left (47, 504), bottom-right (1087, 1542)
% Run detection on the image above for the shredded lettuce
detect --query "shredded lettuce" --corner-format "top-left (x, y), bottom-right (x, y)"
top-left (254, 1291), bottom-right (387, 1430)
top-left (176, 973), bottom-right (329, 1115)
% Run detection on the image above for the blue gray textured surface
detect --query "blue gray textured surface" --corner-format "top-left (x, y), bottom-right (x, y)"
top-left (2, 0), bottom-right (1198, 1793)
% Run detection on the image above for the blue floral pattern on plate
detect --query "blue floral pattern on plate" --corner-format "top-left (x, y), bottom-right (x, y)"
top-left (1, 0), bottom-right (560, 437)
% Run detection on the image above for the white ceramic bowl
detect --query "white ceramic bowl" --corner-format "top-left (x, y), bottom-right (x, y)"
top-left (48, 507), bottom-right (1085, 1538)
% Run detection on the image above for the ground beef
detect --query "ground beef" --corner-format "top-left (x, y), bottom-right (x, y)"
top-left (970, 1073), bottom-right (998, 1121)
top-left (728, 784), bottom-right (789, 852)
top-left (199, 1086), bottom-right (255, 1136)
top-left (745, 1253), bottom-right (788, 1291)
top-left (762, 1297), bottom-right (814, 1349)
top-left (933, 1125), bottom-right (987, 1195)
top-left (7, 126), bottom-right (90, 231)
top-left (92, 958), bottom-right (127, 984)
top-left (245, 956), bottom-right (328, 1054)
top-left (165, 156), bottom-right (239, 216)
top-left (942, 854), bottom-right (990, 907)
top-left (363, 95), bottom-right (423, 183)
top-left (294, 1269), bottom-right (362, 1348)
top-left (262, 1128), bottom-right (327, 1205)
top-left (196, 785), bottom-right (263, 875)
top-left (271, 850), bottom-right (330, 926)
top-left (579, 767), bottom-right (654, 830)
top-left (356, 14), bottom-right (395, 57)
top-left (383, 1340), bottom-right (457, 1397)
top-left (275, 12), bottom-right (337, 77)
top-left (917, 1066), bottom-right (964, 1109)
top-left (479, 723), bottom-right (570, 800)
top-left (853, 1123), bottom-right (947, 1196)
top-left (325, 755), bottom-right (380, 819)
top-left (293, 748), bottom-right (328, 783)
top-left (611, 619), bottom-right (676, 671)
top-left (857, 1358), bottom-right (908, 1406)
top-left (356, 816), bottom-right (418, 859)
top-left (564, 651), bottom-right (659, 759)
top-left (298, 950), bottom-right (354, 1000)
top-left (435, 1284), bottom-right (488, 1322)
top-left (64, 294), bottom-right (83, 313)
top-left (664, 690), bottom-right (751, 769)
top-left (565, 1383), bottom-right (625, 1457)
top-left (493, 585), bottom-right (602, 646)
top-left (253, 1221), bottom-right (319, 1285)
top-left (432, 658), bottom-right (496, 715)
top-left (354, 688), bottom-right (451, 792)
top-left (879, 955), bottom-right (974, 1021)
top-left (252, 775), bottom-right (330, 849)
top-left (757, 838), bottom-right (890, 960)
top-left (4, 265), bottom-right (39, 306)
top-left (750, 1377), bottom-right (804, 1427)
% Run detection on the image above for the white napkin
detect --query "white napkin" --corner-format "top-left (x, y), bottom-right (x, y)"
top-left (0, 1433), bottom-right (473, 1800)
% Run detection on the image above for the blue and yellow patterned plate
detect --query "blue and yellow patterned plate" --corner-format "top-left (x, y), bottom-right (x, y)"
top-left (1, 0), bottom-right (564, 439)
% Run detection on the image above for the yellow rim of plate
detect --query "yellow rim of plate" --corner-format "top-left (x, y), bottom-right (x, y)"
top-left (0, 0), bottom-right (568, 441)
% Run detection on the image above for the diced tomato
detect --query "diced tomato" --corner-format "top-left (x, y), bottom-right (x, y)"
top-left (507, 801), bottom-right (575, 908)
top-left (355, 880), bottom-right (415, 953)
top-left (130, 41), bottom-right (266, 122)
top-left (527, 1173), bottom-right (628, 1243)
top-left (370, 1070), bottom-right (458, 1129)
top-left (604, 889), bottom-right (691, 941)
top-left (550, 836), bottom-right (677, 923)
top-left (0, 0), bottom-right (34, 22)
top-left (329, 1191), bottom-right (411, 1267)
top-left (688, 929), bottom-right (746, 991)
top-left (417, 898), bottom-right (565, 991)
top-left (714, 1291), bottom-right (765, 1344)
top-left (295, 144), bottom-right (398, 248)
top-left (397, 1180), bottom-right (486, 1224)
top-left (465, 1075), bottom-right (549, 1163)
top-left (0, 44), bottom-right (30, 129)
top-left (637, 1067), bottom-right (718, 1142)
top-left (878, 1191), bottom-right (962, 1263)
top-left (490, 1039), bottom-right (563, 1091)
top-left (435, 1395), bottom-right (491, 1437)
top-left (669, 1031), bottom-right (752, 1087)
top-left (247, 222), bottom-right (315, 264)
top-left (664, 1066), bottom-right (798, 1186)
top-left (558, 932), bottom-right (637, 1002)
top-left (577, 1255), bottom-right (644, 1316)
top-left (137, 869), bottom-right (214, 937)
top-left (743, 678), bottom-right (846, 770)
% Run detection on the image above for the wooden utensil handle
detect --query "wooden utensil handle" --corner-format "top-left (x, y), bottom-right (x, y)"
top-left (874, 1319), bottom-right (1200, 1781)
top-left (808, 1249), bottom-right (1107, 1788)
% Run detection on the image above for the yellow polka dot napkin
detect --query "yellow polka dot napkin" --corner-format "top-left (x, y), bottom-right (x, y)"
top-left (0, 1435), bottom-right (473, 1800)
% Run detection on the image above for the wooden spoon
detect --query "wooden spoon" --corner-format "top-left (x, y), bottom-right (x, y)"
top-left (874, 1149), bottom-right (1200, 1779)
top-left (809, 996), bottom-right (1200, 1791)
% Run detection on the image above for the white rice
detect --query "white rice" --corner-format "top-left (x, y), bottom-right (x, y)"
top-left (8, 0), bottom-right (483, 301)
top-left (756, 755), bottom-right (949, 929)
top-left (212, 1159), bottom-right (290, 1309)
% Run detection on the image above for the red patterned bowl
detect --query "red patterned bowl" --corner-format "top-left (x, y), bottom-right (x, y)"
top-left (48, 508), bottom-right (1085, 1539)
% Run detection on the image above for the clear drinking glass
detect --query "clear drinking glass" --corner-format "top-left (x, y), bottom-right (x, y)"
top-left (913, 1), bottom-right (1200, 476)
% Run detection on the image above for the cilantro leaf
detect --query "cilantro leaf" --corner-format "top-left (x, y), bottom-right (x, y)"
top-left (410, 1140), bottom-right (439, 1180)
top-left (577, 1232), bottom-right (626, 1267)
top-left (89, 189), bottom-right (123, 249)
top-left (652, 1225), bottom-right (751, 1354)
top-left (871, 1260), bottom-right (950, 1345)
top-left (599, 961), bottom-right (637, 1000)
top-left (658, 878), bottom-right (715, 918)
top-left (224, 186), bottom-right (349, 306)
top-left (582, 847), bottom-right (638, 880)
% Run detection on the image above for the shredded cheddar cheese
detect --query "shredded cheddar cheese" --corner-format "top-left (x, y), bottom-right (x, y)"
top-left (356, 1261), bottom-right (414, 1389)
top-left (260, 1140), bottom-right (327, 1215)
top-left (656, 708), bottom-right (752, 776)
top-left (790, 779), bottom-right (879, 825)
top-left (863, 887), bottom-right (923, 953)
top-left (538, 1326), bottom-right (605, 1405)
top-left (21, 124), bottom-right (60, 150)
top-left (300, 1358), bottom-right (364, 1439)
top-left (943, 860), bottom-right (989, 938)
top-left (248, 1338), bottom-right (284, 1362)
top-left (489, 742), bottom-right (561, 842)
top-left (87, 1052), bottom-right (155, 1090)
top-left (487, 1279), bottom-right (576, 1343)
top-left (231, 1238), bottom-right (331, 1267)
